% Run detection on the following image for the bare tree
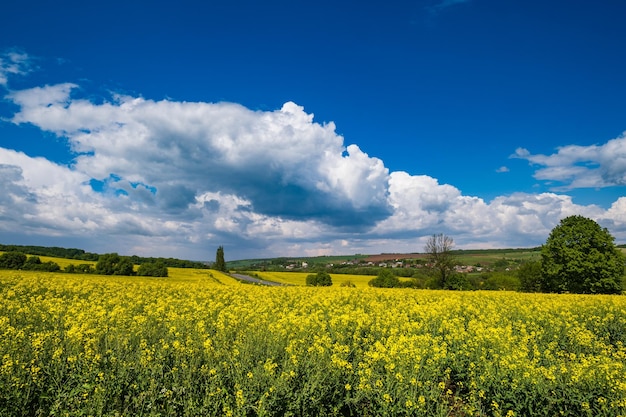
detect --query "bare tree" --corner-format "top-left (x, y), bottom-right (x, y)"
top-left (424, 233), bottom-right (456, 288)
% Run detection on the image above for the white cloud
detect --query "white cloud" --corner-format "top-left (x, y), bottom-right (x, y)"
top-left (0, 50), bottom-right (31, 87)
top-left (496, 166), bottom-right (509, 173)
top-left (371, 171), bottom-right (613, 250)
top-left (3, 81), bottom-right (626, 259)
top-left (513, 133), bottom-right (626, 190)
top-left (9, 85), bottom-right (391, 228)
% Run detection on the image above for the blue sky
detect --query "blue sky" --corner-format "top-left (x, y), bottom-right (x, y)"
top-left (1, 0), bottom-right (626, 260)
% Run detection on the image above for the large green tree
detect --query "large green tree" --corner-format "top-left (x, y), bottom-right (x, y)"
top-left (540, 215), bottom-right (624, 294)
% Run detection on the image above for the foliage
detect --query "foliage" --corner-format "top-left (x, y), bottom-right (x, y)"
top-left (23, 256), bottom-right (61, 272)
top-left (444, 273), bottom-right (473, 290)
top-left (0, 244), bottom-right (99, 260)
top-left (305, 271), bottom-right (333, 286)
top-left (65, 263), bottom-right (95, 274)
top-left (127, 255), bottom-right (208, 269)
top-left (0, 244), bottom-right (207, 268)
top-left (424, 234), bottom-right (456, 288)
top-left (95, 253), bottom-right (135, 276)
top-left (518, 260), bottom-right (542, 292)
top-left (0, 253), bottom-right (61, 272)
top-left (0, 252), bottom-right (27, 269)
top-left (1, 271), bottom-right (626, 416)
top-left (482, 272), bottom-right (521, 291)
top-left (398, 278), bottom-right (425, 288)
top-left (541, 215), bottom-right (625, 294)
top-left (492, 258), bottom-right (510, 269)
top-left (369, 269), bottom-right (400, 288)
top-left (215, 246), bottom-right (227, 272)
top-left (136, 261), bottom-right (168, 277)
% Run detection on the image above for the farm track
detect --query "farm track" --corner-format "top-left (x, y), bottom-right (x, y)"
top-left (230, 272), bottom-right (284, 286)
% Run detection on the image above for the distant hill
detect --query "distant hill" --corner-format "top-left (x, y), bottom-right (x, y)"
top-left (228, 247), bottom-right (544, 270)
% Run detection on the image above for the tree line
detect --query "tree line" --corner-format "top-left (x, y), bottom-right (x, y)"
top-left (0, 244), bottom-right (100, 261)
top-left (0, 252), bottom-right (168, 277)
top-left (0, 244), bottom-right (208, 269)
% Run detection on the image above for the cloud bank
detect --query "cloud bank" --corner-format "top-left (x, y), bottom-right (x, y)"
top-left (2, 80), bottom-right (626, 259)
top-left (514, 134), bottom-right (626, 190)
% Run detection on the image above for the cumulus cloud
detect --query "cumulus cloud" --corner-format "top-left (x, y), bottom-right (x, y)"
top-left (0, 50), bottom-right (31, 87)
top-left (371, 171), bottom-right (610, 249)
top-left (513, 133), bottom-right (626, 190)
top-left (3, 80), bottom-right (626, 259)
top-left (8, 85), bottom-right (391, 229)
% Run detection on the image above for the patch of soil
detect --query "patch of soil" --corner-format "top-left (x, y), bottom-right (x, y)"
top-left (363, 253), bottom-right (427, 262)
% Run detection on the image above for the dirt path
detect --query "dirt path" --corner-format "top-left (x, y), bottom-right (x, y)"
top-left (229, 273), bottom-right (283, 286)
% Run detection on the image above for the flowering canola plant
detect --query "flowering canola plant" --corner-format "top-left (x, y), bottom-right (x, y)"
top-left (1, 270), bottom-right (625, 416)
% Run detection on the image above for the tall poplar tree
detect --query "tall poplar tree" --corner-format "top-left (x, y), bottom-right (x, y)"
top-left (215, 246), bottom-right (227, 272)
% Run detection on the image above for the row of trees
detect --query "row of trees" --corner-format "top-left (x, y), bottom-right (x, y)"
top-left (0, 252), bottom-right (61, 272)
top-left (0, 244), bottom-right (208, 269)
top-left (0, 252), bottom-right (168, 277)
top-left (0, 244), bottom-right (99, 261)
top-left (94, 253), bottom-right (168, 277)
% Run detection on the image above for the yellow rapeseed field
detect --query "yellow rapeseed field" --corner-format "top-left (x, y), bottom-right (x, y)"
top-left (1, 269), bottom-right (625, 416)
top-left (251, 271), bottom-right (378, 287)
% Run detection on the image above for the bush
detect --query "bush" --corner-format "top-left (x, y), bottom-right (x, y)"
top-left (445, 273), bottom-right (473, 290)
top-left (483, 272), bottom-right (521, 291)
top-left (306, 272), bottom-right (332, 286)
top-left (399, 278), bottom-right (424, 289)
top-left (0, 252), bottom-right (27, 269)
top-left (369, 269), bottom-right (400, 288)
top-left (518, 261), bottom-right (542, 292)
top-left (23, 255), bottom-right (42, 270)
top-left (96, 253), bottom-right (135, 276)
top-left (22, 256), bottom-right (60, 272)
top-left (137, 262), bottom-right (169, 277)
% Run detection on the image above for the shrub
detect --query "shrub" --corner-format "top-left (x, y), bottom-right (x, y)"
top-left (445, 273), bottom-right (473, 290)
top-left (0, 252), bottom-right (27, 269)
top-left (518, 261), bottom-right (542, 292)
top-left (483, 272), bottom-right (521, 291)
top-left (96, 253), bottom-right (135, 276)
top-left (137, 262), bottom-right (169, 277)
top-left (306, 272), bottom-right (332, 286)
top-left (369, 269), bottom-right (400, 288)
